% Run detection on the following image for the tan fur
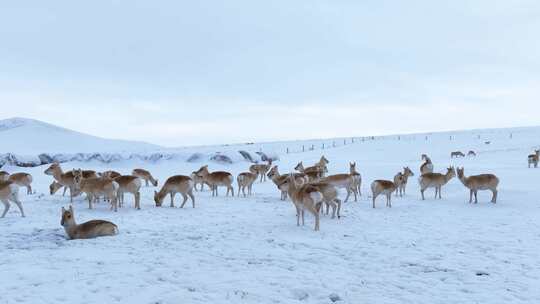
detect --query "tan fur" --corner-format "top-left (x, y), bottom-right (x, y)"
top-left (419, 167), bottom-right (456, 200)
top-left (114, 175), bottom-right (142, 209)
top-left (294, 162), bottom-right (323, 182)
top-left (195, 166), bottom-right (234, 197)
top-left (154, 175), bottom-right (195, 208)
top-left (44, 163), bottom-right (81, 202)
top-left (457, 167), bottom-right (499, 204)
top-left (191, 168), bottom-right (210, 192)
top-left (51, 170), bottom-right (97, 196)
top-left (0, 181), bottom-right (24, 218)
top-left (100, 170), bottom-right (121, 179)
top-left (451, 151), bottom-right (465, 158)
top-left (7, 172), bottom-right (33, 195)
top-left (61, 206), bottom-right (118, 240)
top-left (420, 155), bottom-right (434, 175)
top-left (371, 180), bottom-right (397, 208)
top-left (75, 176), bottom-right (120, 211)
top-left (307, 181), bottom-right (341, 219)
top-left (237, 172), bottom-right (258, 197)
top-left (287, 174), bottom-right (324, 231)
top-left (528, 150), bottom-right (539, 168)
top-left (320, 173), bottom-right (356, 202)
top-left (249, 160), bottom-right (272, 182)
top-left (267, 166), bottom-right (307, 200)
top-left (349, 162), bottom-right (362, 197)
top-left (131, 168), bottom-right (158, 187)
top-left (393, 167), bottom-right (414, 197)
top-left (0, 171), bottom-right (9, 181)
top-left (49, 180), bottom-right (64, 195)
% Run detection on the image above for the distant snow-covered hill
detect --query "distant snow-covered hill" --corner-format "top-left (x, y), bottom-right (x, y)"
top-left (0, 117), bottom-right (161, 154)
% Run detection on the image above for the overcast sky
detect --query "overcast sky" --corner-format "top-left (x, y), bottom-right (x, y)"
top-left (1, 1), bottom-right (539, 147)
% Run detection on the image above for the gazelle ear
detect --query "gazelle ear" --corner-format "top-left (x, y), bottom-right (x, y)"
top-left (69, 205), bottom-right (73, 212)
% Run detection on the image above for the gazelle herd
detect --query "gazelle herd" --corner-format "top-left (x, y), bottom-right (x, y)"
top-left (1, 147), bottom-right (539, 235)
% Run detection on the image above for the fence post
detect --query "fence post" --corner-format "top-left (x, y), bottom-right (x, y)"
top-left (286, 147), bottom-right (289, 154)
top-left (302, 145), bottom-right (305, 152)
top-left (322, 143), bottom-right (325, 149)
top-left (332, 141), bottom-right (335, 147)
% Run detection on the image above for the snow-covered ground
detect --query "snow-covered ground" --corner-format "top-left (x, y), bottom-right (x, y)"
top-left (1, 127), bottom-right (540, 303)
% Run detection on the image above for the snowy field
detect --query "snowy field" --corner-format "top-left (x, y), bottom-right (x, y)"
top-left (1, 128), bottom-right (540, 304)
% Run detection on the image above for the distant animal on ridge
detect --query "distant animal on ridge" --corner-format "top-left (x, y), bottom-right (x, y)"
top-left (451, 151), bottom-right (465, 158)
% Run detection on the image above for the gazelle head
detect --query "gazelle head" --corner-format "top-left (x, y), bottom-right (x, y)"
top-left (61, 205), bottom-right (75, 227)
top-left (456, 167), bottom-right (465, 178)
top-left (49, 181), bottom-right (62, 195)
top-left (447, 166), bottom-right (457, 179)
top-left (404, 167), bottom-right (414, 176)
top-left (294, 162), bottom-right (304, 171)
top-left (319, 156), bottom-right (329, 166)
top-left (267, 165), bottom-right (279, 179)
top-left (195, 165), bottom-right (209, 178)
top-left (154, 190), bottom-right (164, 207)
top-left (44, 163), bottom-right (61, 175)
top-left (72, 168), bottom-right (83, 186)
top-left (421, 154), bottom-right (428, 161)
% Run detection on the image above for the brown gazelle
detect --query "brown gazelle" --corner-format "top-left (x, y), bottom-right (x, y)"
top-left (154, 175), bottom-right (195, 208)
top-left (349, 162), bottom-right (362, 197)
top-left (393, 167), bottom-right (414, 197)
top-left (49, 180), bottom-right (64, 195)
top-left (44, 163), bottom-right (82, 202)
top-left (0, 181), bottom-right (25, 218)
top-left (249, 160), bottom-right (272, 182)
top-left (114, 175), bottom-right (142, 209)
top-left (528, 150), bottom-right (539, 168)
top-left (267, 165), bottom-right (307, 200)
top-left (0, 171), bottom-right (9, 181)
top-left (420, 154), bottom-right (434, 175)
top-left (195, 165), bottom-right (234, 197)
top-left (100, 170), bottom-right (121, 179)
top-left (237, 172), bottom-right (258, 197)
top-left (287, 174), bottom-right (324, 231)
top-left (320, 168), bottom-right (357, 202)
top-left (61, 205), bottom-right (118, 240)
top-left (51, 170), bottom-right (98, 197)
top-left (75, 175), bottom-right (120, 211)
top-left (132, 168), bottom-right (158, 187)
top-left (419, 167), bottom-right (456, 200)
top-left (451, 151), bottom-right (465, 158)
top-left (191, 168), bottom-right (209, 191)
top-left (307, 181), bottom-right (341, 219)
top-left (457, 167), bottom-right (499, 204)
top-left (371, 180), bottom-right (397, 208)
top-left (294, 162), bottom-right (323, 182)
top-left (7, 172), bottom-right (33, 195)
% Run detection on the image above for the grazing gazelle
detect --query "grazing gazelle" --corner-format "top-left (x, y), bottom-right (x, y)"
top-left (61, 205), bottom-right (118, 240)
top-left (75, 175), bottom-right (120, 211)
top-left (419, 167), bottom-right (456, 200)
top-left (195, 166), bottom-right (234, 197)
top-left (114, 175), bottom-right (142, 209)
top-left (457, 167), bottom-right (499, 204)
top-left (0, 171), bottom-right (9, 181)
top-left (287, 174), bottom-right (324, 231)
top-left (44, 163), bottom-right (83, 202)
top-left (154, 175), bottom-right (195, 208)
top-left (0, 181), bottom-right (25, 218)
top-left (267, 165), bottom-right (307, 200)
top-left (49, 180), bottom-right (64, 195)
top-left (349, 162), bottom-right (362, 197)
top-left (393, 167), bottom-right (414, 197)
top-left (249, 160), bottom-right (272, 182)
top-left (467, 150), bottom-right (477, 157)
top-left (528, 150), bottom-right (539, 168)
top-left (237, 172), bottom-right (258, 197)
top-left (7, 172), bottom-right (33, 194)
top-left (51, 170), bottom-right (98, 197)
top-left (371, 180), bottom-right (397, 208)
top-left (451, 151), bottom-right (465, 158)
top-left (131, 168), bottom-right (158, 187)
top-left (420, 154), bottom-right (434, 175)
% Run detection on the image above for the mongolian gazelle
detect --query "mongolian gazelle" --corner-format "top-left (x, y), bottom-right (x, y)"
top-left (249, 160), bottom-right (272, 182)
top-left (371, 180), bottom-right (397, 208)
top-left (456, 167), bottom-right (499, 204)
top-left (114, 175), bottom-right (142, 209)
top-left (154, 175), bottom-right (195, 208)
top-left (419, 167), bottom-right (456, 200)
top-left (420, 154), bottom-right (434, 175)
top-left (195, 165), bottom-right (234, 197)
top-left (267, 165), bottom-right (307, 200)
top-left (287, 174), bottom-right (324, 231)
top-left (237, 172), bottom-right (258, 197)
top-left (349, 162), bottom-right (362, 197)
top-left (0, 180), bottom-right (25, 217)
top-left (61, 205), bottom-right (118, 240)
top-left (7, 172), bottom-right (33, 195)
top-left (132, 168), bottom-right (158, 187)
top-left (320, 166), bottom-right (357, 202)
top-left (50, 170), bottom-right (98, 196)
top-left (74, 173), bottom-right (120, 211)
top-left (528, 150), bottom-right (539, 168)
top-left (393, 167), bottom-right (414, 197)
top-left (44, 163), bottom-right (81, 202)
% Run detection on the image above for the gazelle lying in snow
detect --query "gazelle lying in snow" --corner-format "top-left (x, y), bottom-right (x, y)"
top-left (132, 168), bottom-right (158, 187)
top-left (154, 175), bottom-right (195, 208)
top-left (61, 205), bottom-right (118, 240)
top-left (419, 167), bottom-right (456, 200)
top-left (237, 172), bottom-right (258, 197)
top-left (194, 165), bottom-right (234, 197)
top-left (7, 172), bottom-right (33, 195)
top-left (114, 175), bottom-right (142, 209)
top-left (393, 167), bottom-right (414, 197)
top-left (420, 154), bottom-right (434, 175)
top-left (249, 160), bottom-right (272, 182)
top-left (74, 173), bottom-right (120, 211)
top-left (267, 166), bottom-right (307, 200)
top-left (451, 151), bottom-right (465, 158)
top-left (456, 167), bottom-right (499, 204)
top-left (286, 174), bottom-right (324, 231)
top-left (371, 180), bottom-right (397, 208)
top-left (0, 181), bottom-right (24, 217)
top-left (528, 150), bottom-right (539, 168)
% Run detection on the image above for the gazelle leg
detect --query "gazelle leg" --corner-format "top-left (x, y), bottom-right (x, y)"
top-left (1, 199), bottom-right (10, 218)
top-left (180, 193), bottom-right (188, 208)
